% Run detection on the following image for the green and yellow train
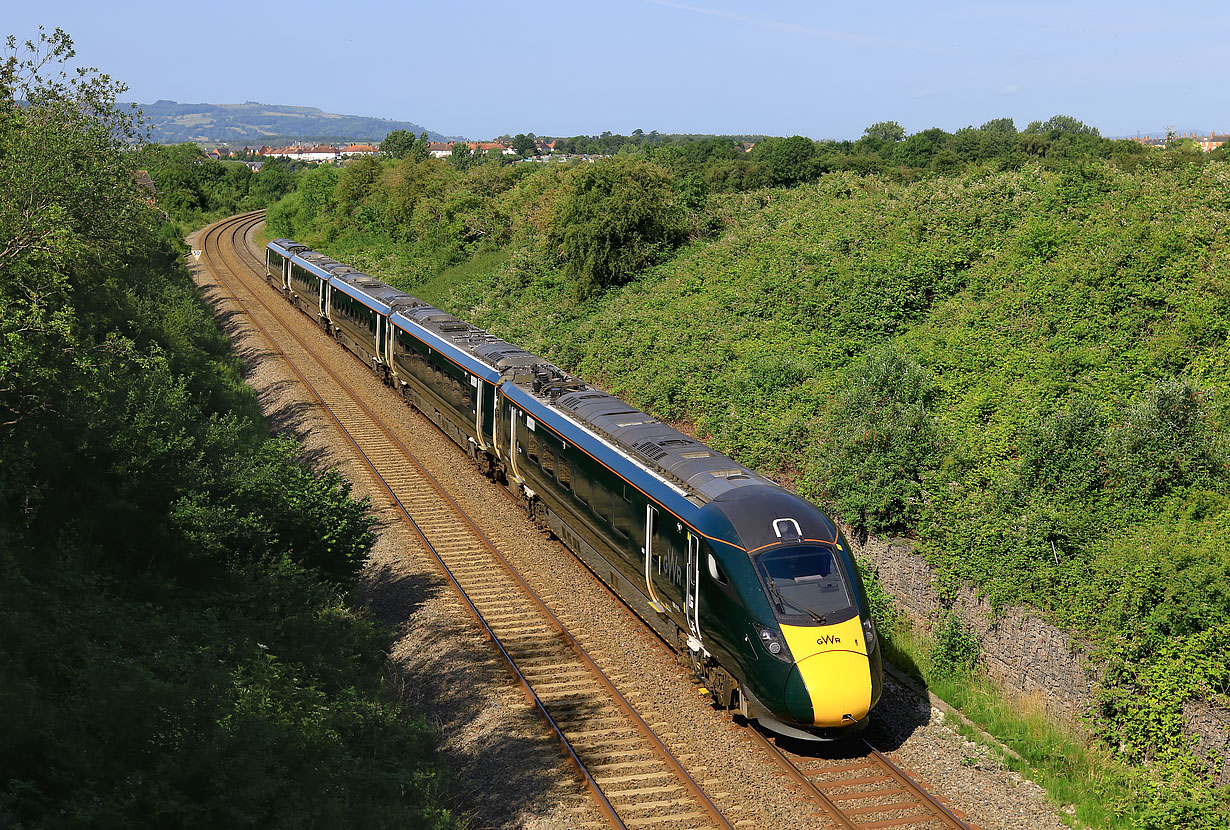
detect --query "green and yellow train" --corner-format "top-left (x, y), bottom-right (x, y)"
top-left (267, 238), bottom-right (882, 740)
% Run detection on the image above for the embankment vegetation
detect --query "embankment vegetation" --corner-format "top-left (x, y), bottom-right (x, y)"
top-left (1, 29), bottom-right (455, 827)
top-left (134, 142), bottom-right (299, 234)
top-left (268, 117), bottom-right (1230, 825)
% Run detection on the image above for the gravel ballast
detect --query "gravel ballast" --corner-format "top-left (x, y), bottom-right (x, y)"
top-left (190, 222), bottom-right (1076, 830)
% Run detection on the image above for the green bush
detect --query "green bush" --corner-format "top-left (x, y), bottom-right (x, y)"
top-left (806, 346), bottom-right (942, 532)
top-left (928, 613), bottom-right (981, 679)
top-left (1109, 378), bottom-right (1225, 506)
top-left (1, 31), bottom-right (455, 828)
top-left (262, 137), bottom-right (1230, 818)
top-left (547, 156), bottom-right (685, 296)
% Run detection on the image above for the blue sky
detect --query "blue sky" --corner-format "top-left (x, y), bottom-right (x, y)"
top-left (11, 1), bottom-right (1229, 140)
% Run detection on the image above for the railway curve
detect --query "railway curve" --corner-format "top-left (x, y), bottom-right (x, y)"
top-left (193, 210), bottom-right (1065, 830)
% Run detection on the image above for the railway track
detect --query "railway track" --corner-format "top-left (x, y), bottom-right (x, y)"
top-left (748, 729), bottom-right (979, 830)
top-left (198, 211), bottom-right (981, 830)
top-left (200, 212), bottom-right (731, 830)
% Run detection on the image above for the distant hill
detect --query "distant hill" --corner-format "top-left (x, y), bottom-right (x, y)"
top-left (129, 100), bottom-right (460, 146)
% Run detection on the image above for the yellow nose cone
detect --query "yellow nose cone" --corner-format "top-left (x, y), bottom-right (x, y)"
top-left (781, 618), bottom-right (872, 728)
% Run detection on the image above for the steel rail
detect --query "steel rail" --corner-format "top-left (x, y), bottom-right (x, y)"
top-left (744, 717), bottom-right (972, 830)
top-left (200, 213), bottom-right (625, 829)
top-left (861, 740), bottom-right (973, 830)
top-left (217, 212), bottom-right (975, 830)
top-left (200, 212), bottom-right (733, 830)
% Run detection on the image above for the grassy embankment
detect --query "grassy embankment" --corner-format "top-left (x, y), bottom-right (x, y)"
top-left (2, 33), bottom-right (457, 827)
top-left (268, 154), bottom-right (1230, 828)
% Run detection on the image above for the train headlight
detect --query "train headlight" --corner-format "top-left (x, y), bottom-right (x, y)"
top-left (752, 623), bottom-right (794, 663)
top-left (863, 617), bottom-right (878, 654)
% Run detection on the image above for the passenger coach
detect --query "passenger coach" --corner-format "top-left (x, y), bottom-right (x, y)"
top-left (265, 238), bottom-right (882, 740)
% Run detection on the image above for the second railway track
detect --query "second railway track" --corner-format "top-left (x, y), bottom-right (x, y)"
top-left (198, 211), bottom-right (983, 830)
top-left (201, 212), bottom-right (731, 830)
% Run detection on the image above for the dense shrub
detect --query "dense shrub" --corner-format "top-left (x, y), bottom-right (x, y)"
top-left (265, 125), bottom-right (1230, 818)
top-left (1, 30), bottom-right (454, 828)
top-left (135, 144), bottom-right (298, 233)
top-left (1109, 378), bottom-right (1225, 506)
top-left (927, 614), bottom-right (981, 679)
top-left (547, 157), bottom-right (686, 296)
top-left (806, 346), bottom-right (942, 533)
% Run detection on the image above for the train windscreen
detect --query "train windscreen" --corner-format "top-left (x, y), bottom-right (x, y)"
top-left (755, 545), bottom-right (854, 624)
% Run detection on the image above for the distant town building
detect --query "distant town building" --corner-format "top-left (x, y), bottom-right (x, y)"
top-left (1198, 133), bottom-right (1228, 151)
top-left (1128, 132), bottom-right (1227, 151)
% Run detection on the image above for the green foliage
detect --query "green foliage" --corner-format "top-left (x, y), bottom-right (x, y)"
top-left (134, 143), bottom-right (299, 233)
top-left (1095, 624), bottom-right (1229, 809)
top-left (546, 157), bottom-right (685, 296)
top-left (1108, 378), bottom-right (1225, 506)
top-left (863, 121), bottom-right (907, 142)
top-left (265, 117), bottom-right (1230, 821)
top-left (854, 556), bottom-right (901, 637)
top-left (752, 135), bottom-right (820, 186)
top-left (1024, 114), bottom-right (1101, 136)
top-left (927, 613), bottom-right (981, 679)
top-left (807, 346), bottom-right (942, 532)
top-left (380, 128), bottom-right (416, 159)
top-left (1, 30), bottom-right (454, 828)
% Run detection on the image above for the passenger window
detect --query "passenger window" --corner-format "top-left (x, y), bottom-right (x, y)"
top-left (615, 494), bottom-right (635, 540)
top-left (542, 448), bottom-right (555, 477)
top-left (573, 471), bottom-right (589, 505)
top-left (526, 433), bottom-right (538, 461)
top-left (558, 456), bottom-right (571, 488)
top-left (593, 486), bottom-right (611, 523)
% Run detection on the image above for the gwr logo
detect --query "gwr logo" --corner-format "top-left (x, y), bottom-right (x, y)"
top-left (816, 635), bottom-right (842, 645)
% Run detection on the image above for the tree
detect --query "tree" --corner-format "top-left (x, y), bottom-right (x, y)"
top-left (449, 142), bottom-right (473, 171)
top-left (380, 129), bottom-right (415, 158)
top-left (752, 135), bottom-right (819, 186)
top-left (249, 156), bottom-right (296, 204)
top-left (863, 121), bottom-right (906, 142)
top-left (411, 131), bottom-right (430, 162)
top-left (547, 157), bottom-right (685, 296)
top-left (1023, 114), bottom-right (1100, 137)
top-left (1, 28), bottom-right (146, 277)
top-left (335, 154), bottom-right (383, 209)
top-left (979, 116), bottom-right (1017, 135)
top-left (512, 133), bottom-right (537, 157)
top-left (1, 27), bottom-right (153, 437)
top-left (894, 127), bottom-right (948, 168)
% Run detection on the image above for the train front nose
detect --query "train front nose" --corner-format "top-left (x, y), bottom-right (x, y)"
top-left (783, 649), bottom-right (873, 728)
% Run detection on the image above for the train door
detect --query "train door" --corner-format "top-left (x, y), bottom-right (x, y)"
top-left (644, 506), bottom-right (666, 612)
top-left (492, 389), bottom-right (505, 464)
top-left (473, 378), bottom-right (489, 453)
top-left (383, 320), bottom-right (395, 370)
top-left (374, 313), bottom-right (384, 367)
top-left (685, 533), bottom-right (702, 647)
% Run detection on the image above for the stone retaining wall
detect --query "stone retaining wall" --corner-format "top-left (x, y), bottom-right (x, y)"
top-left (849, 526), bottom-right (1230, 783)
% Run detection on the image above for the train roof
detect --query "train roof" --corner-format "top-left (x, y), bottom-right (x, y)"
top-left (332, 269), bottom-right (421, 315)
top-left (552, 389), bottom-right (773, 502)
top-left (267, 239), bottom-right (781, 507)
top-left (709, 485), bottom-right (839, 551)
top-left (269, 238), bottom-right (309, 255)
